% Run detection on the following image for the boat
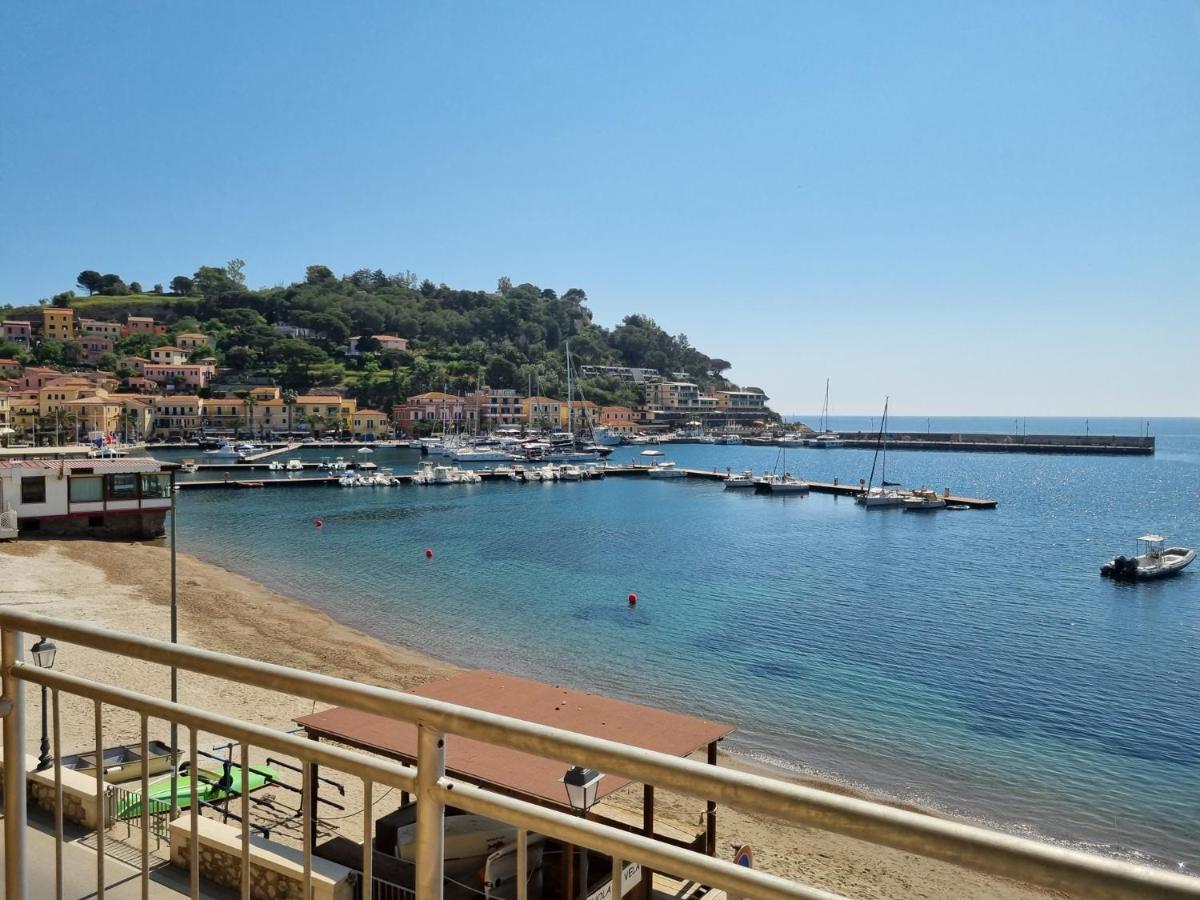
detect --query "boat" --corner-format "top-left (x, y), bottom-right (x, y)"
top-left (179, 459), bottom-right (198, 474)
top-left (591, 426), bottom-right (623, 446)
top-left (717, 433), bottom-right (743, 445)
top-left (58, 740), bottom-right (178, 784)
top-left (204, 442), bottom-right (240, 459)
top-left (809, 378), bottom-right (844, 447)
top-left (856, 398), bottom-right (905, 508)
top-left (285, 458), bottom-right (304, 471)
top-left (723, 470), bottom-right (756, 489)
top-left (557, 464), bottom-right (583, 481)
top-left (647, 461), bottom-right (685, 478)
top-left (1101, 535), bottom-right (1195, 581)
top-left (451, 446), bottom-right (516, 462)
top-left (268, 461), bottom-right (284, 471)
top-left (903, 488), bottom-right (946, 511)
top-left (115, 760), bottom-right (278, 819)
top-left (755, 473), bottom-right (809, 494)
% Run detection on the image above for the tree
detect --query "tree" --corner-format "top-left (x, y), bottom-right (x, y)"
top-left (51, 291), bottom-right (75, 308)
top-left (708, 359), bottom-right (733, 378)
top-left (98, 274), bottom-right (128, 295)
top-left (226, 258), bottom-right (246, 286)
top-left (305, 412), bottom-right (324, 437)
top-left (497, 276), bottom-right (513, 294)
top-left (224, 345), bottom-right (258, 371)
top-left (282, 389), bottom-right (298, 434)
top-left (129, 281), bottom-right (143, 293)
top-left (34, 339), bottom-right (66, 365)
top-left (305, 264), bottom-right (335, 285)
top-left (152, 283), bottom-right (164, 294)
top-left (77, 270), bottom-right (103, 295)
top-left (170, 275), bottom-right (195, 295)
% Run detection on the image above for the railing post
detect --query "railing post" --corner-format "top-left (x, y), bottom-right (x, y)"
top-left (414, 725), bottom-right (445, 900)
top-left (2, 628), bottom-right (28, 900)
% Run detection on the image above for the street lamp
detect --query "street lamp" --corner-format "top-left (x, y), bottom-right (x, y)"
top-left (562, 766), bottom-right (601, 900)
top-left (31, 636), bottom-right (57, 771)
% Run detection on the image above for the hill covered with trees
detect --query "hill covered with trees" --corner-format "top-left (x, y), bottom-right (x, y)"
top-left (3, 261), bottom-right (764, 415)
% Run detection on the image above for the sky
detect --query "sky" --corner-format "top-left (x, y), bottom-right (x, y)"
top-left (1, 2), bottom-right (1197, 416)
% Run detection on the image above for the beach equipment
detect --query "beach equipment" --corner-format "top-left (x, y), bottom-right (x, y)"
top-left (115, 760), bottom-right (278, 819)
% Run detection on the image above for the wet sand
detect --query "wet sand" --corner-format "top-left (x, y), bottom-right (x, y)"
top-left (0, 540), bottom-right (1054, 898)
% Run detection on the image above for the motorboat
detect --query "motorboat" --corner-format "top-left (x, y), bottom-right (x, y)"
top-left (285, 458), bottom-right (304, 471)
top-left (717, 433), bottom-right (743, 445)
top-left (268, 461), bottom-right (284, 471)
top-left (647, 461), bottom-right (686, 478)
top-left (179, 459), bottom-right (198, 474)
top-left (1101, 535), bottom-right (1195, 581)
top-left (754, 474), bottom-right (809, 494)
top-left (591, 426), bottom-right (623, 446)
top-left (204, 442), bottom-right (240, 459)
top-left (810, 432), bottom-right (844, 449)
top-left (723, 470), bottom-right (756, 489)
top-left (903, 488), bottom-right (946, 511)
top-left (451, 447), bottom-right (516, 462)
top-left (557, 464), bottom-right (583, 481)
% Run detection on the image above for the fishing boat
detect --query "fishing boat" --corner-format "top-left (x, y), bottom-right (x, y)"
top-left (903, 488), bottom-right (946, 511)
top-left (59, 740), bottom-right (177, 784)
top-left (1101, 535), bottom-right (1195, 581)
top-left (115, 760), bottom-right (278, 819)
top-left (856, 398), bottom-right (905, 508)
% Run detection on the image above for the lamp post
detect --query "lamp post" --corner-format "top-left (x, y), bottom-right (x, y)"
top-left (31, 636), bottom-right (57, 771)
top-left (562, 766), bottom-right (601, 900)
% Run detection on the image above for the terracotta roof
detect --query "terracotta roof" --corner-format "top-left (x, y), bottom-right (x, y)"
top-left (296, 670), bottom-right (733, 808)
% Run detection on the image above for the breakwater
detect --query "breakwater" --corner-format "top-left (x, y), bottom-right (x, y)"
top-left (797, 432), bottom-right (1153, 455)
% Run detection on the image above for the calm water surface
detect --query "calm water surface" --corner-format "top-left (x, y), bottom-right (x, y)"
top-left (154, 418), bottom-right (1200, 868)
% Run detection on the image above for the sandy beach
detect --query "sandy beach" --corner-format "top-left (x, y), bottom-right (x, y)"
top-left (0, 539), bottom-right (1054, 899)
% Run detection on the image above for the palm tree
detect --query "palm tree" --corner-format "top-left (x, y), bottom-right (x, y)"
top-left (305, 413), bottom-right (324, 438)
top-left (282, 389), bottom-right (298, 437)
top-left (237, 391), bottom-right (257, 439)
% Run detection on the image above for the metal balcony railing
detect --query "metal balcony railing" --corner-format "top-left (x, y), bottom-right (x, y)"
top-left (3, 608), bottom-right (1199, 900)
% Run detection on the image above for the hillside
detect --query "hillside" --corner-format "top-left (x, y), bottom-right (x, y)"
top-left (2, 263), bottom-right (767, 416)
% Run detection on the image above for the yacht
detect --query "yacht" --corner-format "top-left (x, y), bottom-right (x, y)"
top-left (205, 442), bottom-right (240, 459)
top-left (754, 474), bottom-right (809, 494)
top-left (179, 459), bottom-right (199, 474)
top-left (591, 426), bottom-right (623, 446)
top-left (809, 378), bottom-right (843, 447)
top-left (647, 461), bottom-right (686, 479)
top-left (856, 486), bottom-right (906, 508)
top-left (1101, 535), bottom-right (1195, 581)
top-left (857, 397), bottom-right (903, 508)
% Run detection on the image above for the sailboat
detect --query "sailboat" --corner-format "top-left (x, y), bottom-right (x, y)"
top-left (856, 397), bottom-right (905, 508)
top-left (755, 444), bottom-right (809, 494)
top-left (809, 379), bottom-right (843, 448)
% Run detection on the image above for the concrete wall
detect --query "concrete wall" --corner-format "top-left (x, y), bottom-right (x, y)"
top-left (0, 751), bottom-right (104, 829)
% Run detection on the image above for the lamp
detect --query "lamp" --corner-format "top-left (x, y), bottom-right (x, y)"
top-left (562, 766), bottom-right (601, 813)
top-left (562, 766), bottom-right (602, 900)
top-left (31, 636), bottom-right (57, 771)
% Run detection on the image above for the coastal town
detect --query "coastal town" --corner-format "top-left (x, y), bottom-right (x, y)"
top-left (0, 306), bottom-right (772, 446)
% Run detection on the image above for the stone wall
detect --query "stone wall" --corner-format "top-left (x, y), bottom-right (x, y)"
top-left (170, 815), bottom-right (352, 900)
top-left (0, 751), bottom-right (103, 829)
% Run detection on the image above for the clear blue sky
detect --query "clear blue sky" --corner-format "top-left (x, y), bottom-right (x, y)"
top-left (2, 2), bottom-right (1197, 416)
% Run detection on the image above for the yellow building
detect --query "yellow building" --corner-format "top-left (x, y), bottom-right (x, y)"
top-left (558, 399), bottom-right (598, 430)
top-left (522, 396), bottom-right (563, 428)
top-left (38, 377), bottom-right (100, 417)
top-left (5, 392), bottom-right (40, 433)
top-left (153, 396), bottom-right (206, 438)
top-left (41, 307), bottom-right (75, 340)
top-left (63, 392), bottom-right (124, 437)
top-left (351, 409), bottom-right (391, 437)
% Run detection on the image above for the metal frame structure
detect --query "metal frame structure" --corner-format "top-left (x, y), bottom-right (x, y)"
top-left (3, 609), bottom-right (1199, 900)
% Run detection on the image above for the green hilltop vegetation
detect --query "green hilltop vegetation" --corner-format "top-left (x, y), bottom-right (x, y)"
top-left (1, 261), bottom-right (770, 416)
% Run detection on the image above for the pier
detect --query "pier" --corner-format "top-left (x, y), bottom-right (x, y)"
top-left (747, 432), bottom-right (1155, 456)
top-left (177, 465), bottom-right (998, 507)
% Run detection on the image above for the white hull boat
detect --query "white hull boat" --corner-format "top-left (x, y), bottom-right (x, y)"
top-left (1102, 535), bottom-right (1195, 581)
top-left (903, 489), bottom-right (945, 510)
top-left (723, 471), bottom-right (756, 489)
top-left (857, 488), bottom-right (906, 508)
top-left (647, 462), bottom-right (685, 478)
top-left (755, 475), bottom-right (809, 494)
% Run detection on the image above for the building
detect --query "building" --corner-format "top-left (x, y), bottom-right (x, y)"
top-left (120, 356), bottom-right (150, 375)
top-left (273, 323), bottom-right (314, 339)
top-left (577, 365), bottom-right (662, 384)
top-left (174, 332), bottom-right (210, 351)
top-left (521, 396), bottom-right (563, 429)
top-left (62, 392), bottom-right (125, 438)
top-left (713, 389), bottom-right (769, 414)
top-left (645, 381), bottom-right (710, 411)
top-left (143, 363), bottom-right (216, 391)
top-left (464, 388), bottom-right (524, 429)
top-left (78, 318), bottom-right (122, 338)
top-left (559, 399), bottom-right (598, 431)
top-left (41, 307), bottom-right (75, 340)
top-left (153, 396), bottom-right (205, 438)
top-left (598, 405), bottom-right (637, 434)
top-left (2, 320), bottom-right (32, 346)
top-left (17, 367), bottom-right (63, 390)
top-left (149, 346), bottom-right (189, 365)
top-left (0, 395), bottom-right (8, 437)
top-left (79, 335), bottom-right (114, 365)
top-left (347, 335), bottom-right (409, 356)
top-left (351, 409), bottom-right (391, 438)
top-left (124, 315), bottom-right (160, 335)
top-left (393, 392), bottom-right (466, 433)
top-left (0, 456), bottom-right (173, 538)
top-left (0, 359), bottom-right (22, 379)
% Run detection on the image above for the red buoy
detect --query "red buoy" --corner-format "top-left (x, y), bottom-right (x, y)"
top-left (315, 518), bottom-right (323, 527)
top-left (425, 548), bottom-right (434, 559)
top-left (628, 593), bottom-right (637, 605)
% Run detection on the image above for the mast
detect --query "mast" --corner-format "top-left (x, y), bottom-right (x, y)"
top-left (880, 397), bottom-right (888, 486)
top-left (821, 378), bottom-right (830, 432)
top-left (565, 339), bottom-right (573, 436)
top-left (865, 396), bottom-right (888, 491)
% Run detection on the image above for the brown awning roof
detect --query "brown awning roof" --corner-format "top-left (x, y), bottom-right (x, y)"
top-left (295, 670), bottom-right (734, 808)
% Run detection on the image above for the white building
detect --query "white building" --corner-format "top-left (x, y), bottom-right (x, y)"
top-left (0, 456), bottom-right (173, 539)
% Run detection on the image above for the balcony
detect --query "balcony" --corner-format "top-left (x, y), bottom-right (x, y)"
top-left (2, 610), bottom-right (1198, 900)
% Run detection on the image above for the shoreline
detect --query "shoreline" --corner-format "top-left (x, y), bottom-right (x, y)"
top-left (0, 538), bottom-right (1056, 898)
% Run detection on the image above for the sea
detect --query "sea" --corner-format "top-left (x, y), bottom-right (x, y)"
top-left (150, 416), bottom-right (1200, 870)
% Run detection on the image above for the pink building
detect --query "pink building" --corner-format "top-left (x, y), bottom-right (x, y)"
top-left (2, 321), bottom-right (32, 345)
top-left (143, 363), bottom-right (215, 391)
top-left (80, 335), bottom-right (114, 364)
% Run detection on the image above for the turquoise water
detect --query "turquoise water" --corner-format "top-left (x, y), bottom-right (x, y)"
top-left (155, 418), bottom-right (1200, 869)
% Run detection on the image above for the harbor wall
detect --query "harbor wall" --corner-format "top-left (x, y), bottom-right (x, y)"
top-left (830, 432), bottom-right (1154, 455)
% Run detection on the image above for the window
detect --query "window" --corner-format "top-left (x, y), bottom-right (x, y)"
top-left (104, 473), bottom-right (138, 500)
top-left (69, 476), bottom-right (103, 502)
top-left (141, 474), bottom-right (170, 498)
top-left (21, 476), bottom-right (46, 504)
